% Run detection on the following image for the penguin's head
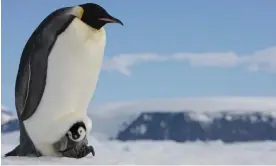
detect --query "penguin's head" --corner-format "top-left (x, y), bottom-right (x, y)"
top-left (66, 121), bottom-right (87, 142)
top-left (77, 3), bottom-right (123, 30)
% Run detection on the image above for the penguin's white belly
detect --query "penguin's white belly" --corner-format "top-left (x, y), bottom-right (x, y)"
top-left (23, 18), bottom-right (106, 156)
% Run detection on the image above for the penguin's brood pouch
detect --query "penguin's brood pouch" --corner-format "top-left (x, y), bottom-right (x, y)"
top-left (52, 121), bottom-right (95, 158)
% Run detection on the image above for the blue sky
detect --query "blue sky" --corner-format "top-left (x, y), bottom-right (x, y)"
top-left (2, 0), bottom-right (276, 111)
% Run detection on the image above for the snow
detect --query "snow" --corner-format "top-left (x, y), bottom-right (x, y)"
top-left (2, 132), bottom-right (276, 165)
top-left (2, 97), bottom-right (276, 164)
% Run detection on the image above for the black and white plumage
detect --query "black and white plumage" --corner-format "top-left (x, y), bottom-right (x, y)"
top-left (5, 3), bottom-right (123, 157)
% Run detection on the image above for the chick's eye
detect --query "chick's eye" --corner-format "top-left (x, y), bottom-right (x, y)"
top-left (78, 128), bottom-right (85, 134)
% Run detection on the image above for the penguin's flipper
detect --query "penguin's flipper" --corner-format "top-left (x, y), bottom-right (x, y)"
top-left (53, 134), bottom-right (69, 152)
top-left (15, 6), bottom-right (76, 121)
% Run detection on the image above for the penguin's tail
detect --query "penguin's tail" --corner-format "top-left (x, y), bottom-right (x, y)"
top-left (4, 145), bottom-right (20, 157)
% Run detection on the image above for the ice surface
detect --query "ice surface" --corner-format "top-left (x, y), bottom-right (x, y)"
top-left (2, 132), bottom-right (276, 165)
top-left (2, 97), bottom-right (276, 164)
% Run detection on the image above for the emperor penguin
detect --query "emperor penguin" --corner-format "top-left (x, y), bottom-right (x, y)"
top-left (5, 3), bottom-right (123, 157)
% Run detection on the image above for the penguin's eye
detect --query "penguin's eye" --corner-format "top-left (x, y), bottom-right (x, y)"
top-left (78, 127), bottom-right (85, 135)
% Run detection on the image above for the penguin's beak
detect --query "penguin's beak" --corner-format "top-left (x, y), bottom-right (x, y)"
top-left (99, 17), bottom-right (123, 26)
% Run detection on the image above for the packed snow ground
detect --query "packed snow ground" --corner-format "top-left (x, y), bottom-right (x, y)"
top-left (2, 132), bottom-right (276, 165)
top-left (2, 97), bottom-right (276, 164)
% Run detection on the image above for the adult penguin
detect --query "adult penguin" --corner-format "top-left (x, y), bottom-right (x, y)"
top-left (5, 3), bottom-right (123, 158)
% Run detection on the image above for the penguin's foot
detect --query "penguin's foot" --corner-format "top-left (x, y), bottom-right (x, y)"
top-left (4, 146), bottom-right (19, 157)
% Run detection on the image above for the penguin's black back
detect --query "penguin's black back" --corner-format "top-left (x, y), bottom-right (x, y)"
top-left (15, 6), bottom-right (76, 121)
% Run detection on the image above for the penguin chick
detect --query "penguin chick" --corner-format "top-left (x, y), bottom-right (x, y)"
top-left (66, 122), bottom-right (87, 142)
